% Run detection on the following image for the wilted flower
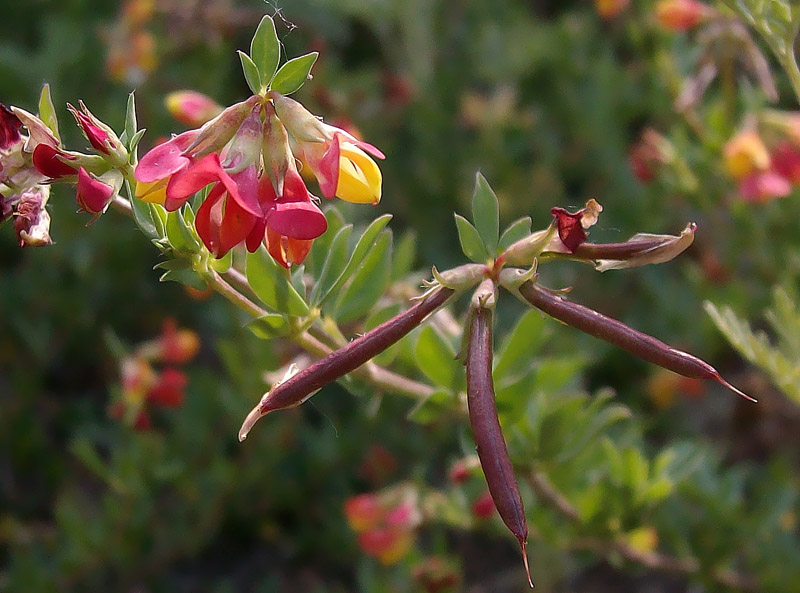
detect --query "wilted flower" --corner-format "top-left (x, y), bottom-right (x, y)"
top-left (12, 185), bottom-right (52, 247)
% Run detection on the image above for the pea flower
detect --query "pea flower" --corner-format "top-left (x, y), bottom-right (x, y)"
top-left (271, 92), bottom-right (385, 204)
top-left (165, 90), bottom-right (223, 127)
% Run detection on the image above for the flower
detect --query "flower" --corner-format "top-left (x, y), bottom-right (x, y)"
top-left (165, 90), bottom-right (223, 127)
top-left (595, 0), bottom-right (630, 19)
top-left (738, 170), bottom-right (791, 203)
top-left (76, 168), bottom-right (121, 216)
top-left (271, 92), bottom-right (385, 204)
top-left (157, 318), bottom-right (200, 364)
top-left (471, 491), bottom-right (496, 519)
top-left (724, 130), bottom-right (770, 180)
top-left (344, 488), bottom-right (420, 565)
top-left (67, 101), bottom-right (127, 164)
top-left (147, 367), bottom-right (187, 407)
top-left (656, 0), bottom-right (714, 32)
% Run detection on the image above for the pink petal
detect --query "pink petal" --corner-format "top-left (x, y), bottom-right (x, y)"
top-left (309, 139), bottom-right (340, 199)
top-left (228, 165), bottom-right (263, 217)
top-left (267, 200), bottom-right (328, 240)
top-left (76, 168), bottom-right (114, 214)
top-left (135, 131), bottom-right (197, 183)
top-left (739, 171), bottom-right (792, 203)
top-left (165, 153), bottom-right (226, 211)
top-left (281, 169), bottom-right (312, 203)
top-left (354, 138), bottom-right (385, 160)
top-left (246, 217), bottom-right (267, 252)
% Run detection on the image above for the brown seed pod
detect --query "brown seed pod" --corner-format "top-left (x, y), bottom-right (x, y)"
top-left (466, 305), bottom-right (532, 587)
top-left (239, 287), bottom-right (455, 440)
top-left (517, 281), bottom-right (755, 402)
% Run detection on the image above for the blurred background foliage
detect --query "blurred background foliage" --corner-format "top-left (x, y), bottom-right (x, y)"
top-left (2, 0), bottom-right (800, 591)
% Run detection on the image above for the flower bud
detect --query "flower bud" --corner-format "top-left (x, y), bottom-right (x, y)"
top-left (184, 95), bottom-right (261, 157)
top-left (67, 101), bottom-right (128, 166)
top-left (0, 103), bottom-right (22, 150)
top-left (261, 103), bottom-right (293, 195)
top-left (271, 92), bottom-right (328, 143)
top-left (165, 90), bottom-right (223, 127)
top-left (430, 263), bottom-right (487, 291)
top-left (221, 103), bottom-right (264, 174)
top-left (76, 168), bottom-right (122, 217)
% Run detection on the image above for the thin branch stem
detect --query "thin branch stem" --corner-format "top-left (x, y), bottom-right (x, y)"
top-left (205, 269), bottom-right (269, 319)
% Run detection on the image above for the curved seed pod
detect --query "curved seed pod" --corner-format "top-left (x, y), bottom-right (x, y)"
top-left (466, 305), bottom-right (532, 587)
top-left (239, 287), bottom-right (455, 440)
top-left (517, 281), bottom-right (755, 402)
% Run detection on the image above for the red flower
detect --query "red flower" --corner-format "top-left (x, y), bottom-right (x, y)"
top-left (76, 168), bottom-right (119, 215)
top-left (0, 103), bottom-right (22, 150)
top-left (147, 367), bottom-right (187, 408)
top-left (472, 491), bottom-right (496, 519)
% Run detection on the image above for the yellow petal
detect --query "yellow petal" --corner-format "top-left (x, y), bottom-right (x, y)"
top-left (135, 178), bottom-right (168, 205)
top-left (335, 144), bottom-right (382, 204)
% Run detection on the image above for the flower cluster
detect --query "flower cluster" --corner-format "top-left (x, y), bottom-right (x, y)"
top-left (343, 487), bottom-right (421, 565)
top-left (108, 319), bottom-right (200, 430)
top-left (134, 91), bottom-right (384, 265)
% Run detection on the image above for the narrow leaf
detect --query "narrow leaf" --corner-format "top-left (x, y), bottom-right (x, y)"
top-left (238, 51), bottom-right (262, 95)
top-left (472, 172), bottom-right (500, 253)
top-left (250, 15), bottom-right (281, 85)
top-left (415, 325), bottom-right (461, 390)
top-left (334, 230), bottom-right (392, 323)
top-left (310, 224), bottom-right (353, 305)
top-left (160, 268), bottom-right (208, 291)
top-left (494, 310), bottom-right (552, 381)
top-left (37, 83), bottom-right (59, 142)
top-left (392, 230), bottom-right (417, 280)
top-left (319, 214), bottom-right (392, 307)
top-left (246, 314), bottom-right (291, 339)
top-left (455, 214), bottom-right (489, 263)
top-left (246, 246), bottom-right (310, 315)
top-left (165, 209), bottom-right (200, 252)
top-left (124, 91), bottom-right (137, 150)
top-left (498, 216), bottom-right (532, 252)
top-left (270, 52), bottom-right (319, 95)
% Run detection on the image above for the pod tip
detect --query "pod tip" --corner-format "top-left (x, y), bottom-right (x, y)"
top-left (519, 539), bottom-right (534, 588)
top-left (714, 373), bottom-right (757, 403)
top-left (238, 403), bottom-right (265, 442)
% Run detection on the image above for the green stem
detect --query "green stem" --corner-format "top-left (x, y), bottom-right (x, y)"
top-left (780, 48), bottom-right (800, 106)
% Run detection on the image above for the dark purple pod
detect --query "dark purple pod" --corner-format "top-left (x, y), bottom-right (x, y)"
top-left (466, 306), bottom-right (532, 586)
top-left (517, 281), bottom-right (755, 402)
top-left (239, 287), bottom-right (455, 440)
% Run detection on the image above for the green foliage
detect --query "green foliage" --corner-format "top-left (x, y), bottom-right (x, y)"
top-left (706, 286), bottom-right (800, 403)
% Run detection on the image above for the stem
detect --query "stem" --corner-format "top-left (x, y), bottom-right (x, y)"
top-left (781, 48), bottom-right (800, 106)
top-left (204, 269), bottom-right (269, 319)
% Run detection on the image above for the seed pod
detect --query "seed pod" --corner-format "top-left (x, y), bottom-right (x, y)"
top-left (239, 287), bottom-right (455, 440)
top-left (465, 305), bottom-right (532, 587)
top-left (517, 281), bottom-right (755, 402)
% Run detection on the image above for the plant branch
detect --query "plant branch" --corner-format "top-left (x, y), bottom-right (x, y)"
top-left (526, 467), bottom-right (758, 590)
top-left (205, 269), bottom-right (269, 319)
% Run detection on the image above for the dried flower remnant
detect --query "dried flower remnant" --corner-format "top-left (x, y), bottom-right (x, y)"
top-left (239, 287), bottom-right (455, 440)
top-left (516, 281), bottom-right (755, 402)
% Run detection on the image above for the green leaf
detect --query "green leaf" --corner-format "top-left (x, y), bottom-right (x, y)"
top-left (415, 325), bottom-right (461, 390)
top-left (246, 246), bottom-right (309, 316)
top-left (124, 91), bottom-right (137, 151)
top-left (308, 206), bottom-right (346, 276)
top-left (498, 216), bottom-right (532, 252)
top-left (153, 259), bottom-right (191, 271)
top-left (471, 172), bottom-right (500, 253)
top-left (334, 230), bottom-right (392, 323)
top-left (37, 83), bottom-right (59, 142)
top-left (310, 224), bottom-right (353, 305)
top-left (246, 314), bottom-right (291, 339)
top-left (319, 214), bottom-right (392, 307)
top-left (160, 268), bottom-right (207, 291)
top-left (238, 51), bottom-right (262, 95)
top-left (165, 208), bottom-right (200, 253)
top-left (391, 230), bottom-right (417, 281)
top-left (494, 310), bottom-right (552, 381)
top-left (270, 52), bottom-right (319, 95)
top-left (128, 128), bottom-right (146, 154)
top-left (407, 389), bottom-right (452, 424)
top-left (250, 15), bottom-right (281, 86)
top-left (454, 214), bottom-right (489, 263)
top-left (209, 249), bottom-right (233, 273)
top-left (128, 183), bottom-right (162, 240)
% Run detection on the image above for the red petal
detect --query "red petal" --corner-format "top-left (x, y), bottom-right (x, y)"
top-left (265, 226), bottom-right (290, 268)
top-left (0, 103), bottom-right (22, 150)
top-left (246, 217), bottom-right (267, 253)
top-left (194, 184), bottom-right (226, 256)
top-left (33, 144), bottom-right (77, 179)
top-left (76, 168), bottom-right (114, 214)
top-left (551, 207), bottom-right (587, 252)
top-left (267, 200), bottom-right (328, 240)
top-left (287, 237), bottom-right (314, 265)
